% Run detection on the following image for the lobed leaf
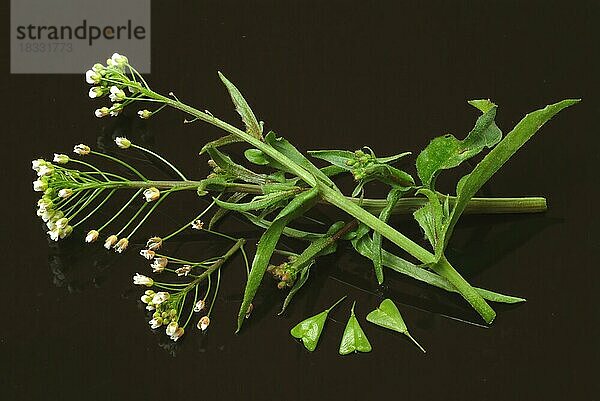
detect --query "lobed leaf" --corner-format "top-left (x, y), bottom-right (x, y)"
top-left (416, 104), bottom-right (502, 188)
top-left (339, 303), bottom-right (372, 355)
top-left (366, 299), bottom-right (425, 352)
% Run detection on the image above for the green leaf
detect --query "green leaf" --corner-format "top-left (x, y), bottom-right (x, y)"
top-left (218, 71), bottom-right (263, 140)
top-left (376, 152), bottom-right (412, 164)
top-left (413, 188), bottom-right (447, 251)
top-left (416, 105), bottom-right (502, 188)
top-left (290, 296), bottom-right (346, 351)
top-left (352, 235), bottom-right (526, 304)
top-left (440, 99), bottom-right (580, 250)
top-left (468, 99), bottom-right (496, 113)
top-left (265, 132), bottom-right (336, 187)
top-left (244, 148), bottom-right (270, 165)
top-left (199, 134), bottom-right (243, 155)
top-left (214, 189), bottom-right (297, 212)
top-left (372, 188), bottom-right (403, 284)
top-left (308, 149), bottom-right (355, 169)
top-left (209, 192), bottom-right (247, 229)
top-left (366, 299), bottom-right (425, 353)
top-left (237, 188), bottom-right (320, 332)
top-left (339, 302), bottom-right (372, 355)
top-left (204, 146), bottom-right (268, 185)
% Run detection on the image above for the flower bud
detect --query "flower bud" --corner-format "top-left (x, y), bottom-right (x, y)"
top-left (151, 257), bottom-right (168, 273)
top-left (143, 187), bottom-right (160, 202)
top-left (170, 327), bottom-right (184, 341)
top-left (58, 189), bottom-right (73, 199)
top-left (166, 321), bottom-right (178, 336)
top-left (152, 292), bottom-right (170, 305)
top-left (53, 154), bottom-right (69, 164)
top-left (114, 238), bottom-right (129, 253)
top-left (109, 86), bottom-right (126, 102)
top-left (88, 86), bottom-right (104, 99)
top-left (60, 225), bottom-right (73, 239)
top-left (133, 273), bottom-right (154, 287)
top-left (85, 230), bottom-right (99, 243)
top-left (85, 69), bottom-right (101, 84)
top-left (139, 249), bottom-right (155, 260)
top-left (104, 234), bottom-right (118, 249)
top-left (109, 103), bottom-right (123, 116)
top-left (114, 137), bottom-right (131, 149)
top-left (146, 237), bottom-right (163, 250)
top-left (55, 217), bottom-right (69, 229)
top-left (73, 144), bottom-right (91, 155)
top-left (137, 109), bottom-right (152, 119)
top-left (94, 107), bottom-right (110, 118)
top-left (33, 180), bottom-right (48, 192)
top-left (193, 299), bottom-right (206, 313)
top-left (197, 316), bottom-right (210, 331)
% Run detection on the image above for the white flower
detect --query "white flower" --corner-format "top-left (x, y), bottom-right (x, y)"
top-left (37, 198), bottom-right (53, 211)
top-left (197, 316), bottom-right (210, 331)
top-left (55, 217), bottom-right (69, 229)
top-left (47, 228), bottom-right (61, 241)
top-left (193, 300), bottom-right (206, 313)
top-left (60, 225), bottom-right (73, 239)
top-left (85, 230), bottom-right (99, 243)
top-left (165, 321), bottom-right (178, 336)
top-left (109, 103), bottom-right (123, 116)
top-left (88, 86), bottom-right (104, 99)
top-left (37, 164), bottom-right (54, 177)
top-left (175, 265), bottom-right (192, 277)
top-left (115, 137), bottom-right (131, 149)
top-left (92, 63), bottom-right (105, 72)
top-left (191, 220), bottom-right (204, 230)
top-left (31, 159), bottom-right (46, 172)
top-left (104, 234), bottom-right (118, 249)
top-left (152, 292), bottom-right (170, 305)
top-left (151, 257), bottom-right (168, 273)
top-left (139, 249), bottom-right (155, 260)
top-left (170, 327), bottom-right (184, 341)
top-left (94, 107), bottom-right (110, 118)
top-left (40, 209), bottom-right (55, 222)
top-left (143, 187), bottom-right (160, 202)
top-left (85, 69), bottom-right (101, 84)
top-left (109, 86), bottom-right (126, 102)
top-left (53, 154), bottom-right (69, 164)
top-left (149, 317), bottom-right (163, 329)
top-left (137, 109), bottom-right (152, 119)
top-left (58, 189), bottom-right (73, 199)
top-left (110, 52), bottom-right (128, 66)
top-left (114, 238), bottom-right (129, 253)
top-left (73, 144), bottom-right (91, 155)
top-left (133, 273), bottom-right (154, 287)
top-left (33, 180), bottom-right (48, 192)
top-left (146, 237), bottom-right (163, 251)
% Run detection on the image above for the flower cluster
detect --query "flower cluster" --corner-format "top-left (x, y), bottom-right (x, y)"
top-left (85, 52), bottom-right (158, 120)
top-left (32, 156), bottom-right (80, 241)
top-left (138, 288), bottom-right (184, 341)
top-left (267, 261), bottom-right (298, 289)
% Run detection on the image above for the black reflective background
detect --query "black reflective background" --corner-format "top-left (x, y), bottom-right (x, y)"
top-left (2, 2), bottom-right (599, 400)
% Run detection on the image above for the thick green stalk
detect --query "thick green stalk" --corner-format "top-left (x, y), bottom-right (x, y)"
top-left (121, 180), bottom-right (548, 215)
top-left (318, 183), bottom-right (496, 323)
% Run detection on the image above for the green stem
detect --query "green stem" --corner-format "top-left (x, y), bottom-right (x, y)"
top-left (180, 238), bottom-right (245, 293)
top-left (318, 183), bottom-right (496, 324)
top-left (117, 180), bottom-right (548, 215)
